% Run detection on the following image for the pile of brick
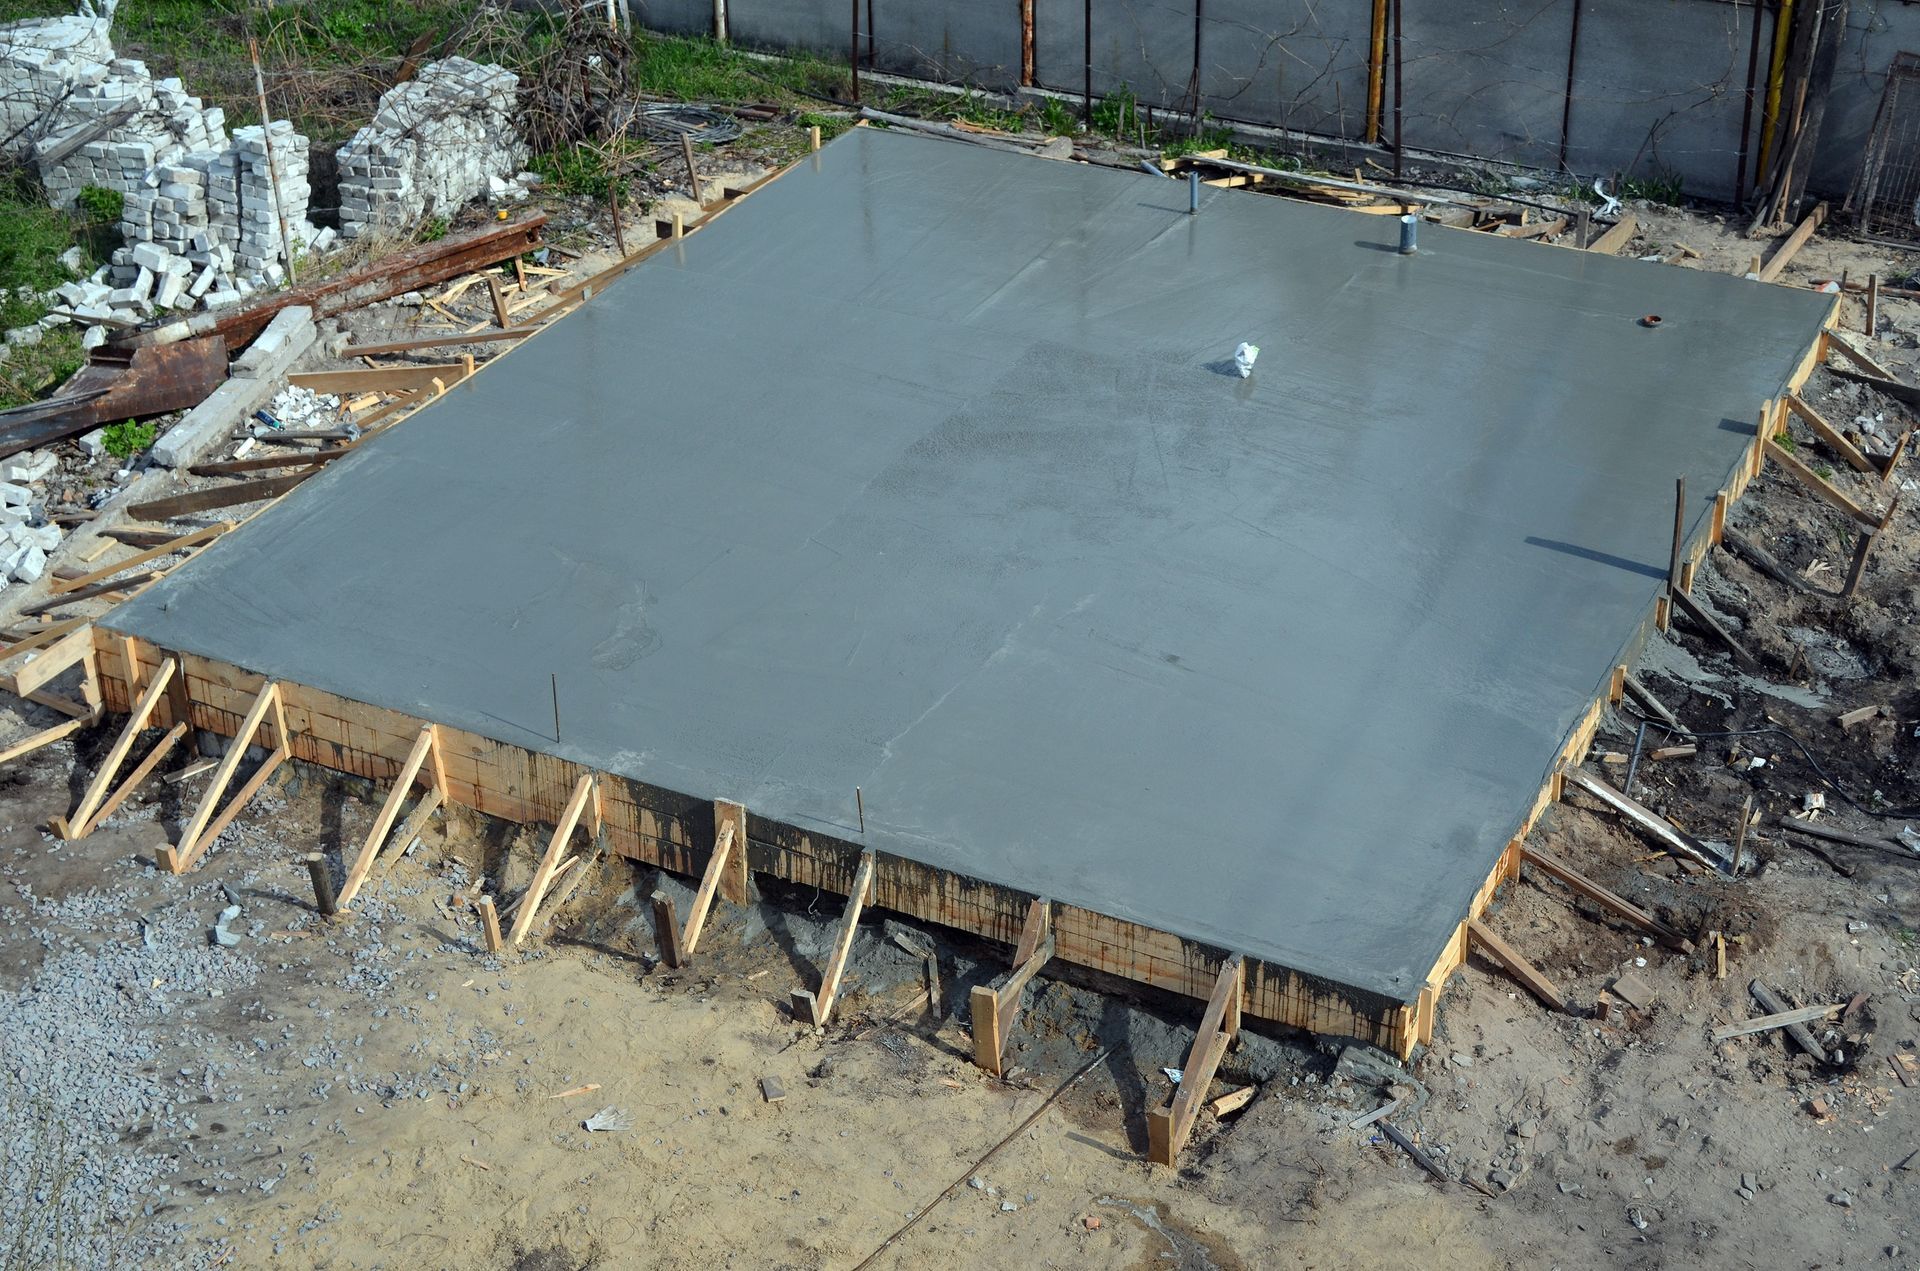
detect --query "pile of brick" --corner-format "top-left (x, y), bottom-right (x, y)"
top-left (337, 57), bottom-right (527, 239)
top-left (0, 450), bottom-right (65, 587)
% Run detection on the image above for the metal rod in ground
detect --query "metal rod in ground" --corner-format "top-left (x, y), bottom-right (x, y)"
top-left (1391, 0), bottom-right (1404, 179)
top-left (681, 133), bottom-right (701, 202)
top-left (551, 672), bottom-right (561, 742)
top-left (856, 786), bottom-right (865, 833)
top-left (851, 1047), bottom-right (1114, 1271)
top-left (302, 852), bottom-right (338, 916)
top-left (1083, 0), bottom-right (1093, 125)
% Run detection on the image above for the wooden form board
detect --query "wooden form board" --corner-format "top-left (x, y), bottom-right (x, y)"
top-left (90, 632), bottom-right (1412, 1052)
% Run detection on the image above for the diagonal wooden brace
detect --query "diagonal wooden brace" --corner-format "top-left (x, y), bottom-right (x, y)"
top-left (158, 679), bottom-right (285, 874)
top-left (55, 656), bottom-right (177, 839)
top-left (679, 818), bottom-right (737, 957)
top-left (337, 724), bottom-right (442, 910)
top-left (1466, 918), bottom-right (1569, 1012)
top-left (1147, 953), bottom-right (1244, 1166)
top-left (509, 772), bottom-right (595, 945)
top-left (792, 851), bottom-right (876, 1026)
top-left (1521, 846), bottom-right (1692, 952)
top-left (970, 898), bottom-right (1054, 1075)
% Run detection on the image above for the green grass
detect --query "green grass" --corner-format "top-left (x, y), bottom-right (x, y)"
top-left (101, 418), bottom-right (158, 460)
top-left (629, 32), bottom-right (848, 103)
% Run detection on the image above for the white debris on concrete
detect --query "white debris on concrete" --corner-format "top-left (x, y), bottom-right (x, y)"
top-left (336, 57), bottom-right (526, 239)
top-left (264, 385), bottom-right (340, 430)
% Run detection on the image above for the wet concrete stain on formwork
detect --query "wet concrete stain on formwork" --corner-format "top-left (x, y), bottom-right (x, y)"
top-left (107, 126), bottom-right (1833, 1006)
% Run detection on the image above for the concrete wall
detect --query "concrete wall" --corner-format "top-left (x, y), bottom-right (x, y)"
top-left (641, 0), bottom-right (1894, 205)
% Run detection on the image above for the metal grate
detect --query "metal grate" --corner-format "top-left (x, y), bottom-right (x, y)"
top-left (1850, 51), bottom-right (1920, 242)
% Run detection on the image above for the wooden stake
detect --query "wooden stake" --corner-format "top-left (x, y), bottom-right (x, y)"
top-left (1842, 492), bottom-right (1900, 600)
top-left (159, 680), bottom-right (284, 874)
top-left (1147, 954), bottom-right (1244, 1166)
top-left (1466, 918), bottom-right (1569, 1012)
top-left (809, 125), bottom-right (822, 151)
top-left (487, 274), bottom-right (510, 328)
top-left (970, 898), bottom-right (1053, 1075)
top-left (651, 889), bottom-right (685, 967)
top-left (509, 773), bottom-right (595, 944)
top-left (477, 894), bottom-right (503, 953)
top-left (608, 189), bottom-right (627, 256)
top-left (303, 852), bottom-right (338, 917)
top-left (792, 851), bottom-right (875, 1026)
top-left (681, 133), bottom-right (701, 203)
top-left (714, 798), bottom-right (749, 905)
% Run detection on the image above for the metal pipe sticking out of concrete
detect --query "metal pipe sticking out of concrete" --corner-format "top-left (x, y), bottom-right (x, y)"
top-left (1399, 213), bottom-right (1418, 254)
top-left (1189, 170), bottom-right (1199, 214)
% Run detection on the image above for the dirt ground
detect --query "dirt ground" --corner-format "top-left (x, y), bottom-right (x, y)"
top-left (6, 137), bottom-right (1920, 1270)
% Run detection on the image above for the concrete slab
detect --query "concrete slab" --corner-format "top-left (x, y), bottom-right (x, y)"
top-left (107, 128), bottom-right (1831, 1005)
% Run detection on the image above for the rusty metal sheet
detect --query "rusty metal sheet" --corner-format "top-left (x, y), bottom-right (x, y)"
top-left (0, 336), bottom-right (227, 460)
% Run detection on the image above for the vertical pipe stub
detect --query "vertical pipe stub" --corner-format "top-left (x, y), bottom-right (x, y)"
top-left (1188, 170), bottom-right (1200, 215)
top-left (1398, 213), bottom-right (1418, 255)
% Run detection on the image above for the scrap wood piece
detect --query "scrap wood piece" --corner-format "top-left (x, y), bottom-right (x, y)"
top-left (1891, 1052), bottom-right (1918, 1088)
top-left (128, 469), bottom-right (319, 522)
top-left (1757, 201), bottom-right (1828, 282)
top-left (191, 446), bottom-right (359, 477)
top-left (53, 656), bottom-right (177, 839)
top-left (1563, 768), bottom-right (1733, 874)
top-left (1719, 525), bottom-right (1812, 592)
top-left (124, 214), bottom-right (547, 352)
top-left (1147, 953), bottom-right (1244, 1167)
top-left (1666, 584), bottom-right (1760, 671)
top-left (791, 850), bottom-right (876, 1027)
top-left (1209, 1085), bottom-right (1257, 1117)
top-left (1842, 491), bottom-right (1901, 600)
top-left (1649, 745), bottom-right (1697, 761)
top-left (1586, 215), bottom-right (1637, 254)
top-left (1837, 703), bottom-right (1888, 728)
top-left (341, 326), bottom-right (539, 357)
top-left (1825, 328), bottom-right (1903, 383)
top-left (49, 521), bottom-right (232, 595)
top-left (676, 816), bottom-right (741, 959)
top-left (0, 713), bottom-right (94, 766)
top-left (1500, 216), bottom-right (1569, 240)
top-left (337, 724), bottom-right (442, 910)
top-left (7, 621), bottom-right (94, 697)
top-left (158, 679), bottom-right (287, 874)
top-left (1465, 919), bottom-right (1569, 1012)
top-left (17, 569), bottom-right (162, 618)
top-left (1748, 979), bottom-right (1830, 1063)
top-left (1620, 671), bottom-right (1686, 732)
top-left (289, 363), bottom-right (468, 396)
top-left (508, 772), bottom-right (596, 945)
top-left (1520, 846), bottom-right (1693, 951)
top-left (1785, 392), bottom-right (1878, 474)
top-left (1712, 1002), bottom-right (1841, 1042)
top-left (970, 898), bottom-right (1055, 1076)
top-left (1777, 816), bottom-right (1913, 859)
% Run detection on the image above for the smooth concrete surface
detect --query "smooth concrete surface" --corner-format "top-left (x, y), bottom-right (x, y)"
top-left (110, 128), bottom-right (1831, 1002)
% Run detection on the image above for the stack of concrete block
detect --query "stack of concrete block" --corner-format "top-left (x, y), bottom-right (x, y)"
top-left (0, 450), bottom-right (64, 586)
top-left (38, 61), bottom-right (227, 214)
top-left (336, 57), bottom-right (526, 239)
top-left (208, 122), bottom-right (314, 283)
top-left (0, 13), bottom-right (114, 161)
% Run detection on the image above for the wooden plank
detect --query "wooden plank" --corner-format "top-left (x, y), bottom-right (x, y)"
top-left (378, 786), bottom-right (444, 876)
top-left (1756, 201), bottom-right (1827, 282)
top-left (0, 714), bottom-right (92, 766)
top-left (10, 622), bottom-right (96, 697)
top-left (1563, 768), bottom-right (1732, 873)
top-left (181, 747), bottom-right (286, 869)
top-left (1147, 954), bottom-right (1244, 1166)
top-left (715, 798), bottom-right (748, 905)
top-left (0, 616), bottom-right (92, 665)
top-left (476, 895), bottom-right (503, 952)
top-left (1749, 980), bottom-right (1829, 1062)
top-left (56, 657), bottom-right (175, 838)
top-left (679, 818), bottom-right (737, 956)
top-left (1587, 215), bottom-right (1637, 254)
top-left (1785, 393), bottom-right (1877, 474)
top-left (74, 721), bottom-right (187, 836)
top-left (341, 327), bottom-right (536, 357)
top-left (1765, 438), bottom-right (1880, 529)
top-left (970, 898), bottom-right (1053, 1075)
top-left (1466, 918), bottom-right (1569, 1011)
top-left (508, 772), bottom-right (594, 944)
top-left (160, 680), bottom-right (279, 874)
top-left (1825, 328), bottom-right (1901, 382)
top-left (191, 446), bottom-right (358, 477)
top-left (337, 724), bottom-right (438, 909)
top-left (1521, 846), bottom-right (1693, 951)
top-left (16, 570), bottom-right (161, 618)
top-left (288, 364), bottom-right (468, 395)
top-left (129, 471), bottom-right (318, 522)
top-left (791, 850), bottom-right (875, 1026)
top-left (50, 522), bottom-right (230, 595)
top-left (1712, 1002), bottom-right (1839, 1042)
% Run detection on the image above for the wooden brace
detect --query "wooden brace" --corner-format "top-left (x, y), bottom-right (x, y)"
top-left (508, 772), bottom-right (596, 945)
top-left (336, 724), bottom-right (444, 910)
top-left (792, 850), bottom-right (876, 1026)
top-left (158, 679), bottom-right (286, 874)
top-left (1147, 953), bottom-right (1245, 1166)
top-left (55, 655), bottom-right (178, 839)
top-left (970, 898), bottom-right (1054, 1075)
